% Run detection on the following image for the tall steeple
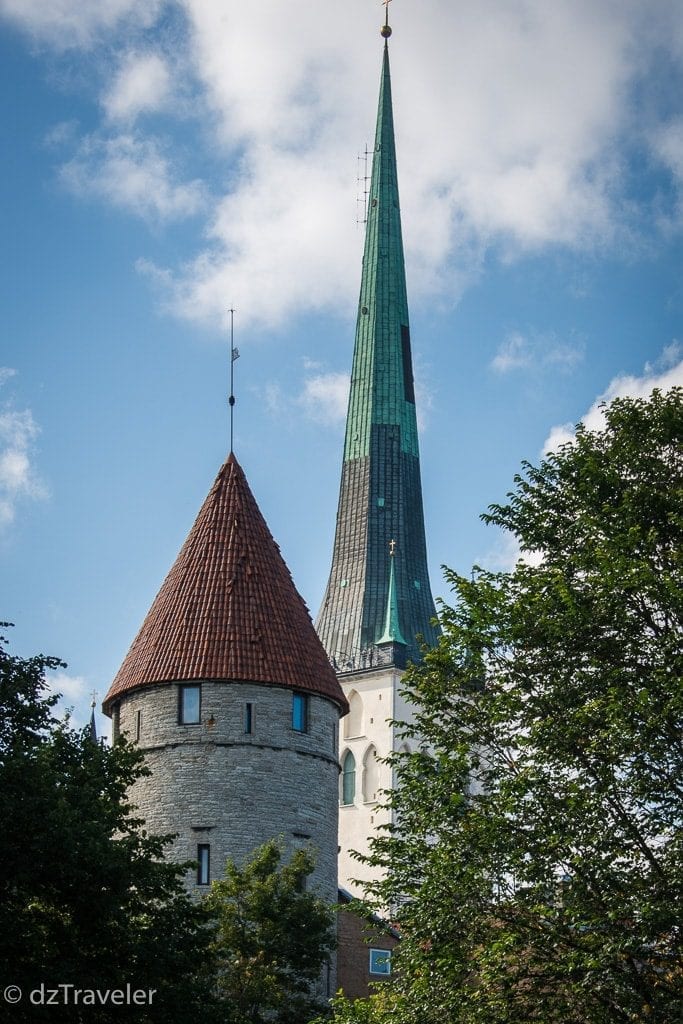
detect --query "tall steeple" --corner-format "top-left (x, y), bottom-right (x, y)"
top-left (316, 23), bottom-right (439, 671)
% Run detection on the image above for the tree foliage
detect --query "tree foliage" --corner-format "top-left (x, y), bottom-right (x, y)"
top-left (204, 839), bottom-right (336, 1023)
top-left (0, 629), bottom-right (219, 1022)
top-left (342, 390), bottom-right (683, 1023)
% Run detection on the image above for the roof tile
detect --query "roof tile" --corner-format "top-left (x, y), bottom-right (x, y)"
top-left (104, 454), bottom-right (347, 715)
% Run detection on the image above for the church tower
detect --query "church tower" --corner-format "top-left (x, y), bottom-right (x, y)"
top-left (104, 454), bottom-right (348, 919)
top-left (316, 15), bottom-right (439, 894)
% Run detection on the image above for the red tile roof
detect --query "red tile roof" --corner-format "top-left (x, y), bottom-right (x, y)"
top-left (103, 454), bottom-right (347, 715)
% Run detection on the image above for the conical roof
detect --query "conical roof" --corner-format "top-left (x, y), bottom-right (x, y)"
top-left (104, 454), bottom-right (347, 714)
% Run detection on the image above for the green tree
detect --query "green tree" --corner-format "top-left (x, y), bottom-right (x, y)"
top-left (204, 839), bottom-right (336, 1024)
top-left (345, 390), bottom-right (683, 1023)
top-left (0, 629), bottom-right (219, 1022)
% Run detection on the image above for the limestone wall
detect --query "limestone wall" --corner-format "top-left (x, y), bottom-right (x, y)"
top-left (114, 680), bottom-right (340, 908)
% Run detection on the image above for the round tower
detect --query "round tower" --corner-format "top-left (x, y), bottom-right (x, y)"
top-left (103, 454), bottom-right (348, 911)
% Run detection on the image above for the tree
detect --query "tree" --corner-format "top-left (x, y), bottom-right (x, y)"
top-left (0, 628), bottom-right (220, 1023)
top-left (204, 839), bottom-right (336, 1024)
top-left (341, 390), bottom-right (683, 1023)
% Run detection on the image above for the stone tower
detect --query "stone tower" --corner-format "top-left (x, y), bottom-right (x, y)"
top-left (103, 454), bottom-right (348, 913)
top-left (316, 23), bottom-right (439, 895)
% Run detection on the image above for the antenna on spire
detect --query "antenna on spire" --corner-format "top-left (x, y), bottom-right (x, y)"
top-left (356, 145), bottom-right (370, 226)
top-left (381, 0), bottom-right (393, 38)
top-left (228, 308), bottom-right (240, 453)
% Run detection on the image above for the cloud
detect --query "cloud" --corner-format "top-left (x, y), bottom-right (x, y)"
top-left (0, 389), bottom-right (46, 529)
top-left (44, 670), bottom-right (111, 740)
top-left (542, 343), bottom-right (683, 454)
top-left (651, 119), bottom-right (683, 225)
top-left (297, 372), bottom-right (349, 426)
top-left (0, 0), bottom-right (162, 48)
top-left (480, 531), bottom-right (544, 573)
top-left (103, 52), bottom-right (170, 123)
top-left (491, 331), bottom-right (584, 374)
top-left (60, 133), bottom-right (206, 222)
top-left (6, 0), bottom-right (683, 326)
top-left (491, 333), bottom-right (532, 373)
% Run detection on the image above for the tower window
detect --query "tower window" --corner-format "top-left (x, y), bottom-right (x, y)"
top-left (135, 709), bottom-right (141, 742)
top-left (197, 844), bottom-right (210, 886)
top-left (179, 684), bottom-right (201, 725)
top-left (292, 693), bottom-right (308, 733)
top-left (341, 751), bottom-right (356, 805)
top-left (244, 702), bottom-right (254, 734)
top-left (369, 949), bottom-right (392, 976)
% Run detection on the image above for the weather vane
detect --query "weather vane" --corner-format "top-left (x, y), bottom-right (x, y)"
top-left (381, 0), bottom-right (392, 38)
top-left (228, 308), bottom-right (240, 453)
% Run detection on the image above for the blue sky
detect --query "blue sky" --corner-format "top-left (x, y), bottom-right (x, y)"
top-left (1, 0), bottom-right (682, 735)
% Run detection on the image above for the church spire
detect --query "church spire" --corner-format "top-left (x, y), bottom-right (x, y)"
top-left (316, 20), bottom-right (439, 671)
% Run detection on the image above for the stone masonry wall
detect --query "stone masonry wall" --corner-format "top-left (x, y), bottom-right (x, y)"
top-left (115, 680), bottom-right (340, 914)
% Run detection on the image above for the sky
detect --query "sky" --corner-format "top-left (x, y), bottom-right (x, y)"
top-left (1, 0), bottom-right (682, 736)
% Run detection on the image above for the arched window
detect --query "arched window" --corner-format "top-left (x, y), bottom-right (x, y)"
top-left (341, 751), bottom-right (356, 805)
top-left (363, 744), bottom-right (380, 803)
top-left (343, 690), bottom-right (363, 739)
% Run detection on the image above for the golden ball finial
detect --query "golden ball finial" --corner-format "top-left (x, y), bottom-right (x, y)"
top-left (381, 23), bottom-right (392, 38)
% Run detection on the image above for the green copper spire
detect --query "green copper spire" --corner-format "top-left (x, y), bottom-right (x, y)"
top-left (316, 26), bottom-right (439, 672)
top-left (377, 544), bottom-right (407, 646)
top-left (343, 39), bottom-right (418, 463)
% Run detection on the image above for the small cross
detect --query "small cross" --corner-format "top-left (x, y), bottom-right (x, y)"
top-left (90, 689), bottom-right (98, 709)
top-left (389, 538), bottom-right (396, 556)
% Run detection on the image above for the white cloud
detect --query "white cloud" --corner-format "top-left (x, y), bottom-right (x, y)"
top-left (491, 331), bottom-right (584, 374)
top-left (6, 0), bottom-right (683, 326)
top-left (491, 333), bottom-right (532, 373)
top-left (60, 133), bottom-right (206, 222)
top-left (480, 531), bottom-right (544, 573)
top-left (103, 52), bottom-right (170, 123)
top-left (0, 399), bottom-right (46, 529)
top-left (0, 367), bottom-right (17, 386)
top-left (298, 372), bottom-right (349, 426)
top-left (542, 343), bottom-right (683, 454)
top-left (0, 0), bottom-right (162, 48)
top-left (46, 670), bottom-right (105, 735)
top-left (649, 119), bottom-right (683, 228)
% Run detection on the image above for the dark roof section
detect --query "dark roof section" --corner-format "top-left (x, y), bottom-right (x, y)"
top-left (104, 454), bottom-right (348, 715)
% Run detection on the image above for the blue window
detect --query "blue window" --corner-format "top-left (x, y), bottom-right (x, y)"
top-left (197, 844), bottom-right (210, 886)
top-left (292, 693), bottom-right (308, 732)
top-left (179, 684), bottom-right (201, 725)
top-left (244, 702), bottom-right (254, 734)
top-left (369, 949), bottom-right (391, 976)
top-left (341, 751), bottom-right (356, 805)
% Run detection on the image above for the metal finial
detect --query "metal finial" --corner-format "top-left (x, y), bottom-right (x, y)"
top-left (389, 538), bottom-right (396, 557)
top-left (90, 689), bottom-right (97, 709)
top-left (228, 308), bottom-right (240, 453)
top-left (381, 0), bottom-right (392, 38)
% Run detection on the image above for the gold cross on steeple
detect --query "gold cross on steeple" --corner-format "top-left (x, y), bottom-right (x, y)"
top-left (389, 538), bottom-right (396, 557)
